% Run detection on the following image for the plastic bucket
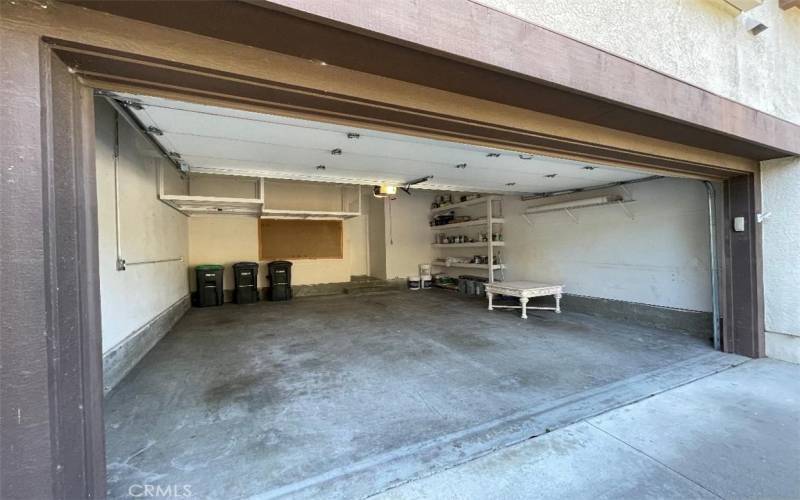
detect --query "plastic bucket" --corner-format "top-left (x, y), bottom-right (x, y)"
top-left (408, 276), bottom-right (421, 290)
top-left (421, 274), bottom-right (432, 289)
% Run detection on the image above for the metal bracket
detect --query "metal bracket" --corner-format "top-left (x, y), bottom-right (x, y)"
top-left (522, 214), bottom-right (535, 227)
top-left (756, 212), bottom-right (771, 223)
top-left (618, 201), bottom-right (635, 220)
top-left (116, 258), bottom-right (126, 271)
top-left (564, 208), bottom-right (579, 224)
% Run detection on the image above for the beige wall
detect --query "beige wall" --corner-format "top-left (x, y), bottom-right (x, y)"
top-left (187, 180), bottom-right (368, 290)
top-left (383, 192), bottom-right (435, 279)
top-left (264, 180), bottom-right (359, 212)
top-left (95, 98), bottom-right (189, 354)
top-left (368, 193), bottom-right (387, 279)
top-left (188, 216), bottom-right (259, 291)
top-left (189, 173), bottom-right (259, 198)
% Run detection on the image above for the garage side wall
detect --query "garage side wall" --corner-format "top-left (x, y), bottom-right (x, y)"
top-left (503, 178), bottom-right (712, 334)
top-left (761, 156), bottom-right (800, 363)
top-left (95, 99), bottom-right (190, 390)
top-left (383, 192), bottom-right (436, 280)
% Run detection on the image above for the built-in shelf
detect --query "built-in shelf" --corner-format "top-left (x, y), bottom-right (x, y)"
top-left (430, 196), bottom-right (500, 214)
top-left (260, 208), bottom-right (360, 220)
top-left (432, 241), bottom-right (504, 248)
top-left (431, 261), bottom-right (505, 270)
top-left (159, 194), bottom-right (263, 216)
top-left (430, 218), bottom-right (505, 230)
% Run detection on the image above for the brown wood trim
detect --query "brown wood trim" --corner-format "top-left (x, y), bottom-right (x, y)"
top-left (0, 32), bottom-right (106, 499)
top-left (1, 2), bottom-right (757, 174)
top-left (48, 39), bottom-right (745, 181)
top-left (722, 174), bottom-right (765, 357)
top-left (66, 0), bottom-right (800, 159)
top-left (44, 44), bottom-right (107, 500)
top-left (780, 0), bottom-right (799, 10)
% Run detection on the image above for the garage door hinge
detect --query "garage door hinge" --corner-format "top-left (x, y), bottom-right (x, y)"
top-left (117, 258), bottom-right (126, 271)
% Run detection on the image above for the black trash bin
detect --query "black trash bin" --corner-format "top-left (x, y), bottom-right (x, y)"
top-left (267, 260), bottom-right (293, 301)
top-left (233, 262), bottom-right (259, 304)
top-left (195, 264), bottom-right (224, 307)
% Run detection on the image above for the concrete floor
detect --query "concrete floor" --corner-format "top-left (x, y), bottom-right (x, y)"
top-left (377, 358), bottom-right (800, 500)
top-left (105, 289), bottom-right (735, 499)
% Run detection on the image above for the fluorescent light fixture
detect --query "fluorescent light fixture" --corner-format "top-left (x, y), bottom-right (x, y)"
top-left (525, 195), bottom-right (623, 214)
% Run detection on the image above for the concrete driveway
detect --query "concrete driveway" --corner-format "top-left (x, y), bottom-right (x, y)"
top-left (375, 359), bottom-right (800, 500)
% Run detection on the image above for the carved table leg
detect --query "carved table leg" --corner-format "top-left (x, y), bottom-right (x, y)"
top-left (519, 297), bottom-right (529, 319)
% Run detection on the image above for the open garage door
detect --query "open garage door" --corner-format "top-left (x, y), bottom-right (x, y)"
top-left (2, 3), bottom-right (782, 495)
top-left (91, 91), bottom-right (734, 497)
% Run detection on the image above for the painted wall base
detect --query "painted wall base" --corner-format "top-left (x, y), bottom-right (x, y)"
top-left (561, 294), bottom-right (713, 340)
top-left (102, 294), bottom-right (191, 394)
top-left (766, 331), bottom-right (800, 364)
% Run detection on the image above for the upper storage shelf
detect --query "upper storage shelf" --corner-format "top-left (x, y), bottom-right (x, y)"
top-left (160, 195), bottom-right (264, 216)
top-left (430, 195), bottom-right (500, 214)
top-left (261, 180), bottom-right (361, 220)
top-left (158, 168), bottom-right (263, 216)
top-left (157, 168), bottom-right (361, 219)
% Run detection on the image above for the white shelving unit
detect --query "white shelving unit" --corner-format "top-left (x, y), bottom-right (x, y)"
top-left (157, 166), bottom-right (361, 219)
top-left (429, 195), bottom-right (504, 282)
top-left (261, 179), bottom-right (361, 220)
top-left (157, 165), bottom-right (264, 216)
top-left (431, 261), bottom-right (506, 270)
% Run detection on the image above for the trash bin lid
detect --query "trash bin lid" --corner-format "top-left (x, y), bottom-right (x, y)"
top-left (233, 261), bottom-right (259, 267)
top-left (196, 264), bottom-right (224, 271)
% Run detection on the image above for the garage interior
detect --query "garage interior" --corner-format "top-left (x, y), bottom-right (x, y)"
top-left (96, 91), bottom-right (736, 498)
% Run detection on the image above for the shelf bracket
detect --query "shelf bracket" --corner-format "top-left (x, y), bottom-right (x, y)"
top-left (564, 208), bottom-right (580, 224)
top-left (618, 200), bottom-right (635, 220)
top-left (522, 214), bottom-right (535, 227)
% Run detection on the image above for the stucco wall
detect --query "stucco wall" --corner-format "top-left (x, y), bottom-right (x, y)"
top-left (480, 0), bottom-right (800, 123)
top-left (484, 0), bottom-right (799, 360)
top-left (761, 156), bottom-right (800, 363)
top-left (95, 99), bottom-right (189, 354)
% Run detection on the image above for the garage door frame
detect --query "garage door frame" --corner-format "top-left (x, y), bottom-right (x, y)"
top-left (0, 5), bottom-right (770, 498)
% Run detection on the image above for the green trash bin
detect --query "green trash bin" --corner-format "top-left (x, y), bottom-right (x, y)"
top-left (195, 264), bottom-right (224, 307)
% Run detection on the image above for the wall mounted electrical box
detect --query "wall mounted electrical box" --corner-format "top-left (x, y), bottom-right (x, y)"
top-left (733, 216), bottom-right (746, 232)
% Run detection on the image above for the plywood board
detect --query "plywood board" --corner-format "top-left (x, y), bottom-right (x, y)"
top-left (259, 219), bottom-right (343, 259)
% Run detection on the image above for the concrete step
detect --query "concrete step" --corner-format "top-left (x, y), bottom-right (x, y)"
top-left (343, 285), bottom-right (396, 295)
top-left (350, 275), bottom-right (380, 283)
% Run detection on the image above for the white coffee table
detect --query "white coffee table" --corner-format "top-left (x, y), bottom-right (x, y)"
top-left (484, 281), bottom-right (563, 319)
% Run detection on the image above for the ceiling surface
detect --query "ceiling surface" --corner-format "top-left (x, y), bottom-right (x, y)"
top-left (115, 92), bottom-right (653, 194)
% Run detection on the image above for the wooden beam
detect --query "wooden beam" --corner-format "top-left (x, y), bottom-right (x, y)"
top-left (780, 0), bottom-right (799, 9)
top-left (2, 1), bottom-right (758, 178)
top-left (64, 0), bottom-right (800, 159)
